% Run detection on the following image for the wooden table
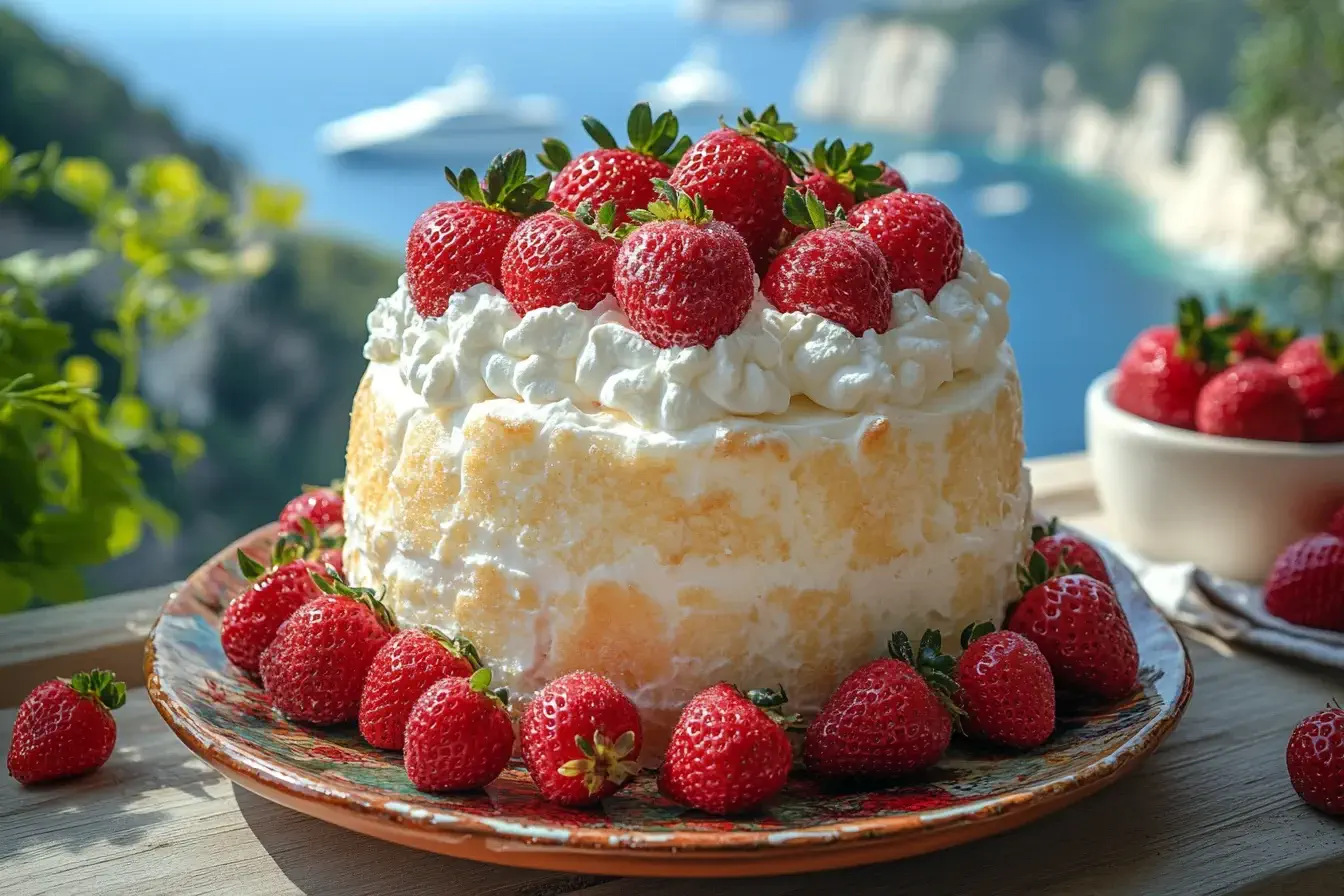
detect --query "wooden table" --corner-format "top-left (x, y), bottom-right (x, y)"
top-left (3, 454), bottom-right (1342, 895)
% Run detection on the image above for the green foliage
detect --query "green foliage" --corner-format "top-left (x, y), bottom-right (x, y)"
top-left (1234, 0), bottom-right (1344, 324)
top-left (0, 141), bottom-right (298, 610)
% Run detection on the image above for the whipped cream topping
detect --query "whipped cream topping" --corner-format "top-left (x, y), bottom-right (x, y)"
top-left (364, 250), bottom-right (1011, 430)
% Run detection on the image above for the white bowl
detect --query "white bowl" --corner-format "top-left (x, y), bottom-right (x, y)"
top-left (1085, 370), bottom-right (1344, 581)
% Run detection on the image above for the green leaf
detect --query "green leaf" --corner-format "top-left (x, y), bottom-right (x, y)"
top-left (582, 116), bottom-right (619, 150)
top-left (662, 134), bottom-right (692, 166)
top-left (107, 394), bottom-right (153, 447)
top-left (805, 190), bottom-right (828, 230)
top-left (248, 182), bottom-right (304, 229)
top-left (782, 187), bottom-right (810, 229)
top-left (456, 168), bottom-right (485, 204)
top-left (0, 565), bottom-right (35, 613)
top-left (627, 102), bottom-right (653, 148)
top-left (597, 200), bottom-right (616, 232)
top-left (183, 248), bottom-right (234, 279)
top-left (237, 548), bottom-right (268, 581)
top-left (105, 505), bottom-right (143, 556)
top-left (536, 138), bottom-right (572, 173)
top-left (61, 355), bottom-right (101, 390)
top-left (54, 157), bottom-right (113, 211)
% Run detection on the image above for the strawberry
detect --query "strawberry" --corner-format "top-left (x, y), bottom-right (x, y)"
top-left (221, 546), bottom-right (325, 675)
top-left (875, 161), bottom-right (908, 191)
top-left (658, 682), bottom-right (794, 815)
top-left (1277, 333), bottom-right (1344, 443)
top-left (1264, 533), bottom-right (1344, 630)
top-left (1328, 504), bottom-right (1344, 540)
top-left (763, 188), bottom-right (891, 336)
top-left (537, 103), bottom-right (691, 223)
top-left (783, 139), bottom-right (897, 240)
top-left (1008, 561), bottom-right (1139, 702)
top-left (278, 485), bottom-right (343, 536)
top-left (1028, 517), bottom-right (1111, 587)
top-left (404, 667), bottom-right (514, 792)
top-left (358, 627), bottom-right (480, 751)
top-left (848, 190), bottom-right (963, 300)
top-left (406, 149), bottom-right (552, 317)
top-left (8, 670), bottom-right (125, 785)
top-left (614, 180), bottom-right (754, 349)
top-left (803, 630), bottom-right (956, 780)
top-left (500, 200), bottom-right (622, 315)
top-left (1287, 701), bottom-right (1344, 815)
top-left (668, 105), bottom-right (805, 268)
top-left (1195, 358), bottom-right (1305, 442)
top-left (520, 670), bottom-right (642, 807)
top-left (1112, 296), bottom-right (1233, 429)
top-left (259, 571), bottom-right (397, 725)
top-left (955, 622), bottom-right (1055, 749)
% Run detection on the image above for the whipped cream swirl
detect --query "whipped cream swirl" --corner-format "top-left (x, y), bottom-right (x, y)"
top-left (364, 250), bottom-right (1010, 430)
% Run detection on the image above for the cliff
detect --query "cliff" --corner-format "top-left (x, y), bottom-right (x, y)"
top-left (795, 17), bottom-right (1293, 270)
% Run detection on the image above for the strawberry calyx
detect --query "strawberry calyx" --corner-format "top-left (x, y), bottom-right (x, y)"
top-left (466, 666), bottom-right (510, 709)
top-left (742, 684), bottom-right (804, 730)
top-left (560, 199), bottom-right (624, 241)
top-left (557, 729), bottom-right (641, 796)
top-left (1029, 516), bottom-right (1061, 545)
top-left (888, 629), bottom-right (962, 719)
top-left (444, 149), bottom-right (552, 218)
top-left (781, 187), bottom-right (849, 233)
top-left (419, 625), bottom-right (483, 671)
top-left (68, 669), bottom-right (126, 711)
top-left (542, 102), bottom-right (693, 172)
top-left (1322, 331), bottom-right (1344, 375)
top-left (238, 518), bottom-right (344, 582)
top-left (959, 620), bottom-right (997, 650)
top-left (307, 568), bottom-right (398, 632)
top-left (809, 138), bottom-right (896, 202)
top-left (626, 179), bottom-right (713, 228)
top-left (721, 105), bottom-right (806, 177)
top-left (1016, 549), bottom-right (1083, 596)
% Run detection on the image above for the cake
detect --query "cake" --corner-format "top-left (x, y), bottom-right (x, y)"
top-left (341, 115), bottom-right (1031, 759)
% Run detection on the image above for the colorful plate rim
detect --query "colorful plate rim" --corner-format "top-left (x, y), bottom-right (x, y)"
top-left (145, 523), bottom-right (1194, 877)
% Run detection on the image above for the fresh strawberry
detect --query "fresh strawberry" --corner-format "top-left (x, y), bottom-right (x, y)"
top-left (1195, 358), bottom-right (1305, 442)
top-left (803, 630), bottom-right (956, 779)
top-left (520, 671), bottom-right (642, 807)
top-left (404, 667), bottom-right (514, 792)
top-left (763, 188), bottom-right (891, 336)
top-left (8, 670), bottom-right (125, 785)
top-left (658, 682), bottom-right (794, 815)
top-left (278, 485), bottom-right (344, 536)
top-left (259, 571), bottom-right (397, 725)
top-left (358, 627), bottom-right (480, 751)
top-left (221, 548), bottom-right (325, 675)
top-left (500, 200), bottom-right (622, 314)
top-left (955, 622), bottom-right (1055, 749)
top-left (614, 180), bottom-right (754, 348)
top-left (1264, 533), bottom-right (1344, 630)
top-left (1287, 701), bottom-right (1344, 815)
top-left (875, 161), bottom-right (908, 191)
top-left (406, 149), bottom-right (552, 317)
top-left (782, 139), bottom-right (896, 240)
top-left (537, 103), bottom-right (691, 223)
top-left (1112, 296), bottom-right (1232, 429)
top-left (1008, 561), bottom-right (1139, 702)
top-left (1028, 517), bottom-right (1111, 587)
top-left (1277, 333), bottom-right (1344, 443)
top-left (848, 190), bottom-right (963, 300)
top-left (668, 105), bottom-right (804, 268)
top-left (318, 548), bottom-right (344, 577)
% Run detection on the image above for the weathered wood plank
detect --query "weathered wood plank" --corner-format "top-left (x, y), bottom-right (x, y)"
top-left (0, 585), bottom-right (169, 708)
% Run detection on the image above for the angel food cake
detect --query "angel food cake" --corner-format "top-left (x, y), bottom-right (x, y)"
top-left (342, 108), bottom-right (1030, 756)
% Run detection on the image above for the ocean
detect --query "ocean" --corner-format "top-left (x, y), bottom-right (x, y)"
top-left (12, 0), bottom-right (1237, 456)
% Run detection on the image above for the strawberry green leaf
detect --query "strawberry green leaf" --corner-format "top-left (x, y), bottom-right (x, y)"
top-left (805, 190), bottom-right (828, 230)
top-left (536, 138), bottom-right (572, 173)
top-left (70, 668), bottom-right (126, 711)
top-left (627, 102), bottom-right (653, 148)
top-left (960, 620), bottom-right (996, 650)
top-left (582, 116), bottom-right (619, 150)
top-left (1324, 331), bottom-right (1344, 374)
top-left (663, 135), bottom-right (692, 166)
top-left (237, 548), bottom-right (268, 581)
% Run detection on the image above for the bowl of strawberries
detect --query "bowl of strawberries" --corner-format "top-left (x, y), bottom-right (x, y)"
top-left (1086, 296), bottom-right (1344, 581)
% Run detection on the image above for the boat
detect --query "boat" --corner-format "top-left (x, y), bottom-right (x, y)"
top-left (637, 45), bottom-right (736, 117)
top-left (893, 150), bottom-right (963, 186)
top-left (316, 66), bottom-right (559, 160)
top-left (677, 0), bottom-right (794, 30)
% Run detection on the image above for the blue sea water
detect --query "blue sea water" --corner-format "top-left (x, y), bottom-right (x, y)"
top-left (13, 0), bottom-right (1237, 456)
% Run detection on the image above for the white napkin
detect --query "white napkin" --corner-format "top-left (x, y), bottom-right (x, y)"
top-left (1098, 537), bottom-right (1344, 670)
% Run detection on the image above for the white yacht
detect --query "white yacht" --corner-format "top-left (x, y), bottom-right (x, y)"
top-left (637, 45), bottom-right (736, 117)
top-left (316, 67), bottom-right (559, 160)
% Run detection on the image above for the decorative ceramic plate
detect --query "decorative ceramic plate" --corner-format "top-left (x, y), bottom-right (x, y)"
top-left (146, 524), bottom-right (1192, 878)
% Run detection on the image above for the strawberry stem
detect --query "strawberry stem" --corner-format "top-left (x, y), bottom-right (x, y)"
top-left (626, 179), bottom-right (713, 227)
top-left (419, 626), bottom-right (483, 671)
top-left (888, 630), bottom-right (963, 719)
top-left (444, 149), bottom-right (552, 217)
top-left (1016, 549), bottom-right (1084, 595)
